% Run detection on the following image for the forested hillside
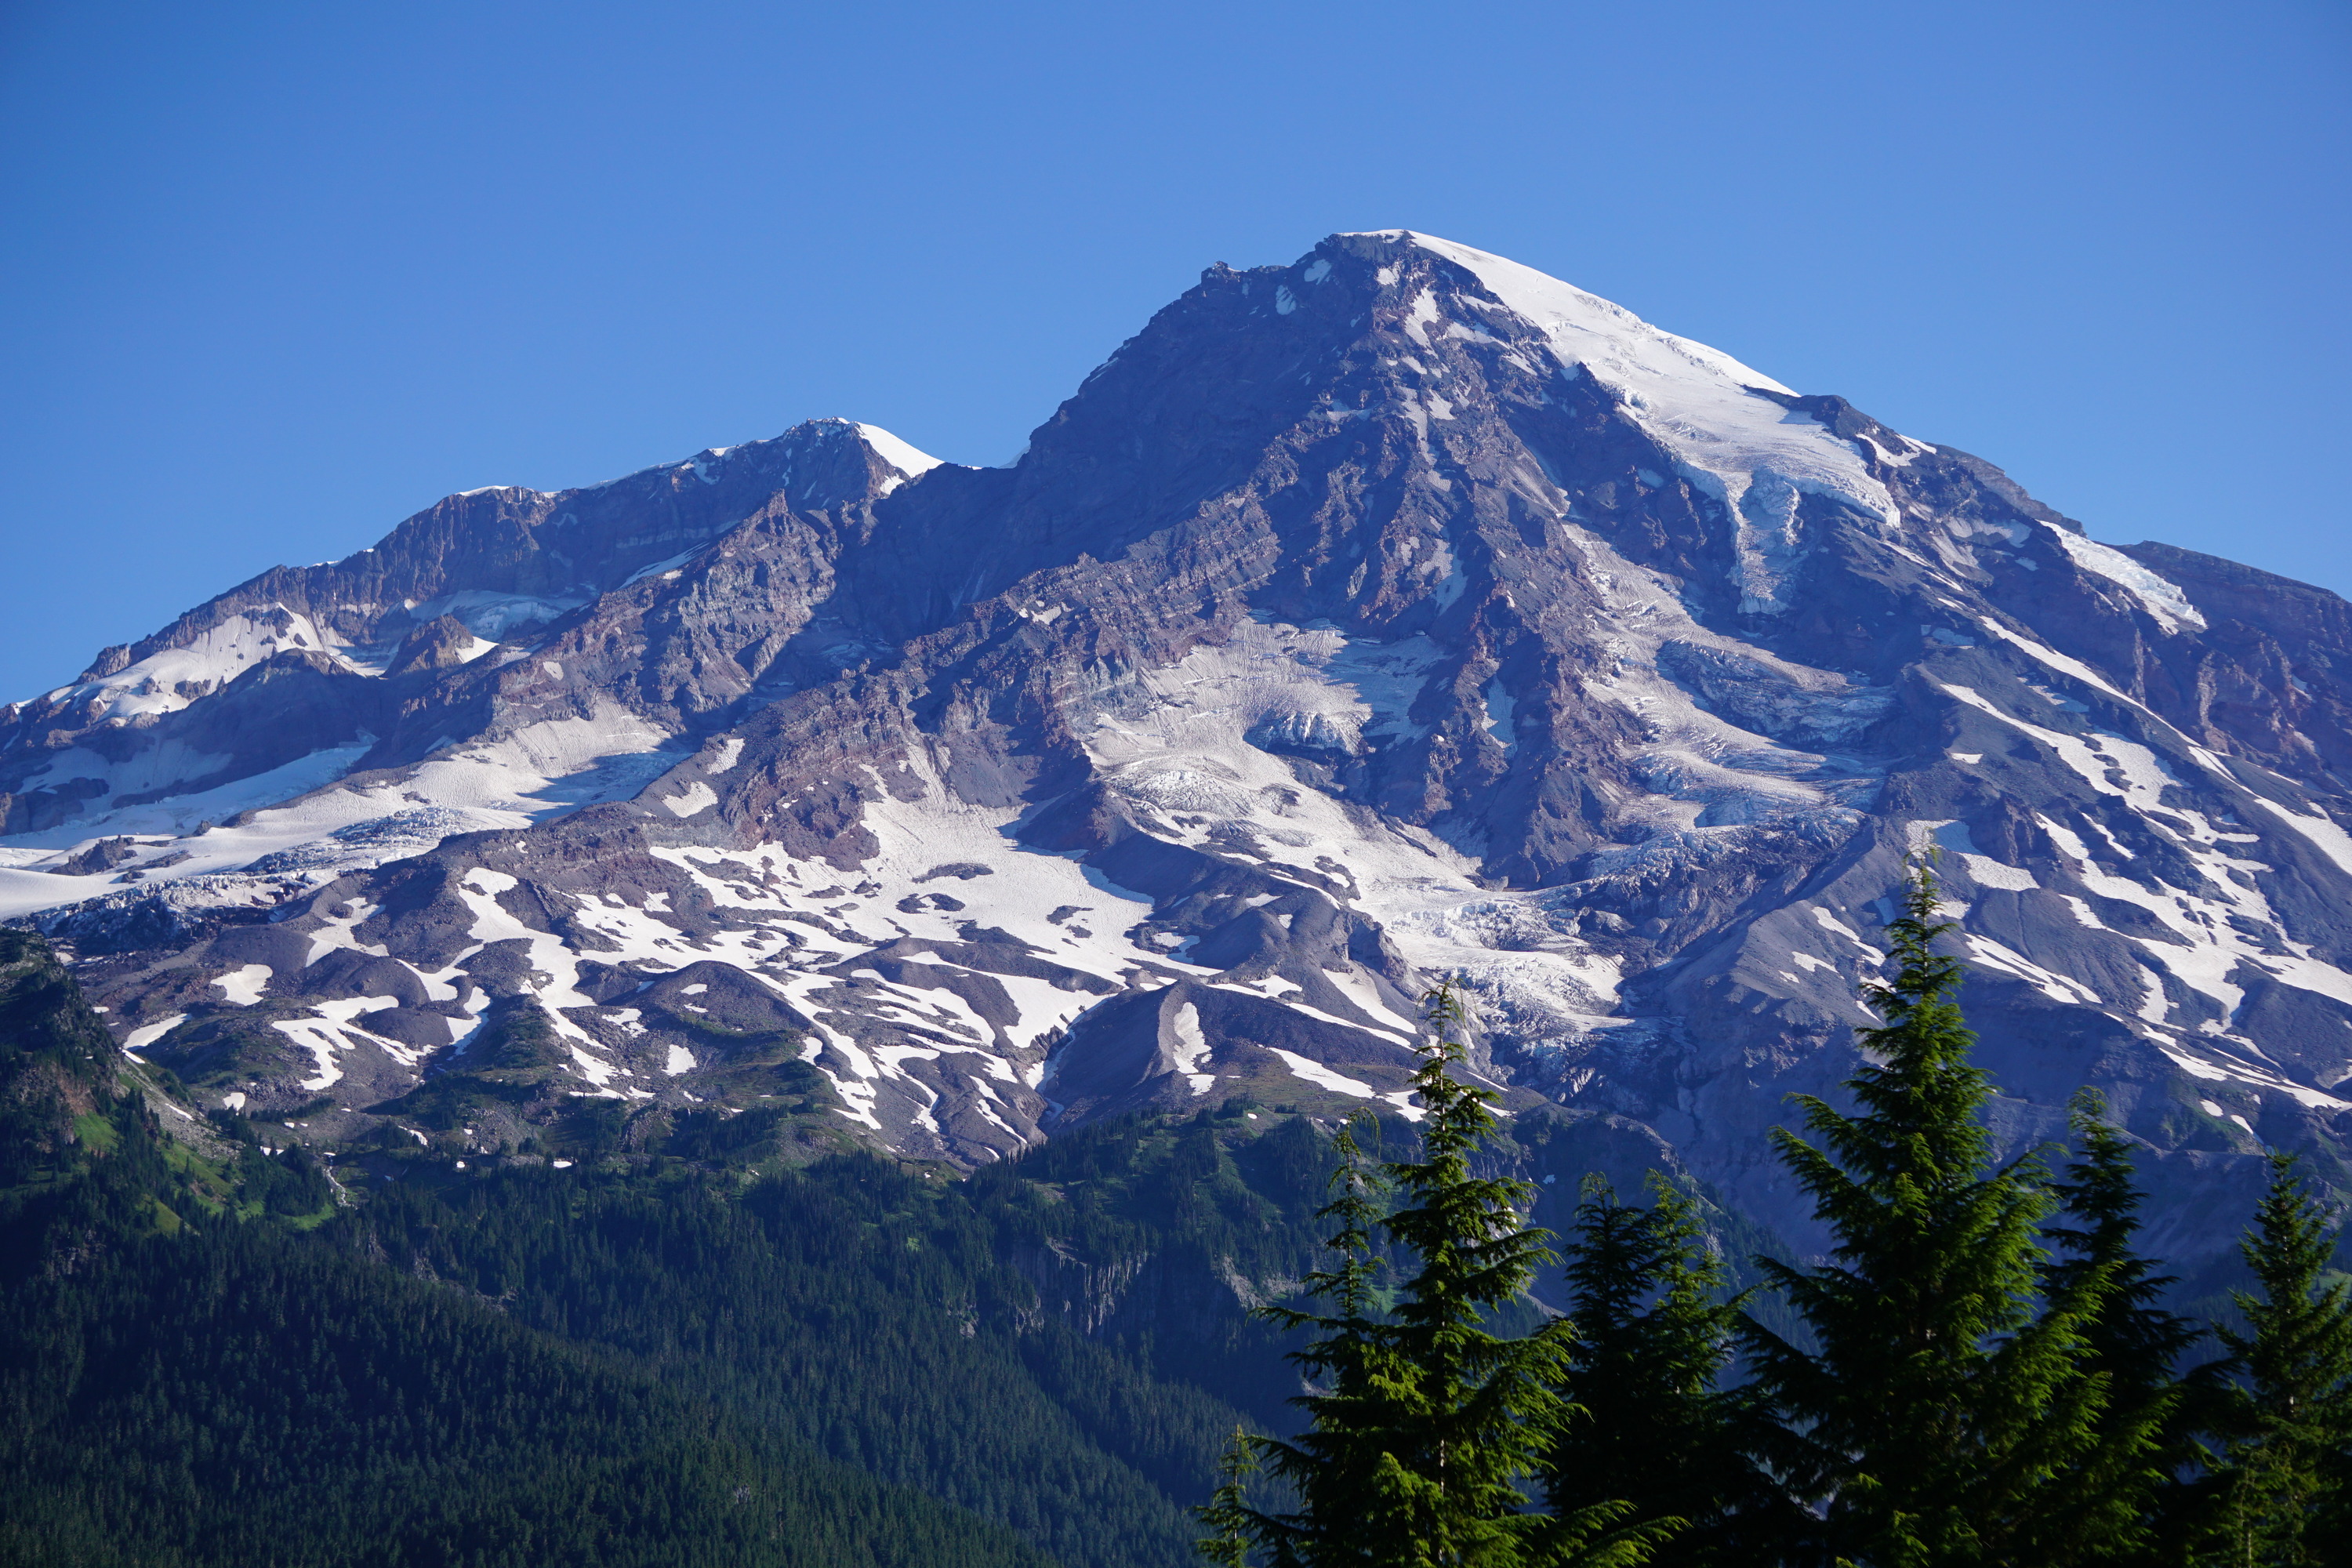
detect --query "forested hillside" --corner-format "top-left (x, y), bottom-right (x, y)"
top-left (0, 926), bottom-right (1629, 1566)
top-left (9, 888), bottom-right (2349, 1567)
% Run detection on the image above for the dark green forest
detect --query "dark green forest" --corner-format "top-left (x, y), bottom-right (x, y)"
top-left (0, 924), bottom-right (1337, 1567)
top-left (3, 862), bottom-right (2349, 1567)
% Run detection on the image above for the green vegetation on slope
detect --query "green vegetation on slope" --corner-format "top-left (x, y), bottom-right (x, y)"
top-left (0, 928), bottom-right (1059, 1568)
top-left (0, 927), bottom-right (1352, 1568)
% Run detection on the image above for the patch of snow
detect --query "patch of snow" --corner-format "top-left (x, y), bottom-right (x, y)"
top-left (212, 964), bottom-right (272, 1006)
top-left (1268, 1047), bottom-right (1377, 1098)
top-left (1811, 906), bottom-right (1878, 955)
top-left (271, 1018), bottom-right (350, 1091)
top-left (620, 548), bottom-right (702, 587)
top-left (1964, 935), bottom-right (2102, 1007)
top-left (1939, 685), bottom-right (2149, 810)
top-left (2245, 796), bottom-right (2352, 881)
top-left (855, 424), bottom-right (945, 492)
top-left (444, 866), bottom-right (610, 1076)
top-left (2049, 530), bottom-right (2205, 633)
top-left (1167, 1002), bottom-right (1214, 1094)
top-left (314, 995), bottom-right (401, 1026)
top-left (0, 703), bottom-right (680, 921)
top-left (2029, 797), bottom-right (2352, 1025)
top-left (662, 781), bottom-right (719, 818)
top-left (1402, 289), bottom-right (1441, 346)
top-left (2058, 895), bottom-right (2106, 930)
top-left (1076, 616), bottom-right (1638, 1059)
top-left (1972, 621), bottom-right (2136, 710)
top-left (1324, 967), bottom-right (1423, 1041)
top-left (1929, 820), bottom-right (2038, 891)
top-left (122, 1014), bottom-right (186, 1054)
top-left (405, 588), bottom-right (591, 641)
top-left (1482, 679), bottom-right (1516, 755)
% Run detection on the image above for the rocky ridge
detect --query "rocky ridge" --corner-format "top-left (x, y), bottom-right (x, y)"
top-left (5, 231), bottom-right (2347, 1265)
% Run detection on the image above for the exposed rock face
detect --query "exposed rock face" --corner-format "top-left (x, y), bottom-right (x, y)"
top-left (5, 234), bottom-right (2345, 1263)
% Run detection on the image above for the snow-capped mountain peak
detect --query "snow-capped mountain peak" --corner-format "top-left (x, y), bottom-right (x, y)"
top-left (5, 234), bottom-right (2343, 1272)
top-left (851, 422), bottom-right (946, 491)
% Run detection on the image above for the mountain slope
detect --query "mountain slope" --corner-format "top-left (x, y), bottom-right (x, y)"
top-left (5, 230), bottom-right (2347, 1266)
top-left (0, 926), bottom-right (1065, 1568)
top-left (1, 926), bottom-right (1424, 1568)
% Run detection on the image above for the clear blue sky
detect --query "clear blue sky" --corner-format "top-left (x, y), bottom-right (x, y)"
top-left (2, 1), bottom-right (2346, 700)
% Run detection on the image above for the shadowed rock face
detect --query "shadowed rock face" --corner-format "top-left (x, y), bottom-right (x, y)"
top-left (5, 233), bottom-right (2345, 1261)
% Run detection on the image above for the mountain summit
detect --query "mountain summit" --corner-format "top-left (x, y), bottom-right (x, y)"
top-left (5, 231), bottom-right (2343, 1264)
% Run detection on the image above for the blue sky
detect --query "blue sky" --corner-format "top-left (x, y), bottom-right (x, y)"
top-left (2, 1), bottom-right (2345, 699)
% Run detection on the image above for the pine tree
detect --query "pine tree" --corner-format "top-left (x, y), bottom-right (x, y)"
top-left (1207, 980), bottom-right (1666, 1566)
top-left (1739, 856), bottom-right (2151, 1566)
top-left (2205, 1151), bottom-right (2352, 1567)
top-left (1547, 1174), bottom-right (1796, 1566)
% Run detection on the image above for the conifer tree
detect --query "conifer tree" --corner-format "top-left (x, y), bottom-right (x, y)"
top-left (1223, 1107), bottom-right (1402, 1566)
top-left (1546, 1174), bottom-right (1795, 1566)
top-left (2048, 1092), bottom-right (2202, 1418)
top-left (1372, 978), bottom-right (1577, 1566)
top-left (1200, 1427), bottom-right (1263, 1567)
top-left (1739, 856), bottom-right (2154, 1566)
top-left (1206, 980), bottom-right (1666, 1566)
top-left (2205, 1151), bottom-right (2352, 1567)
top-left (2044, 1089), bottom-right (2203, 1560)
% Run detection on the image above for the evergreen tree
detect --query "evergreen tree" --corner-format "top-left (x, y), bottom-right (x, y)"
top-left (1739, 857), bottom-right (2154, 1566)
top-left (1547, 1174), bottom-right (1797, 1566)
top-left (2048, 1092), bottom-right (2203, 1417)
top-left (1227, 1107), bottom-right (1399, 1566)
top-left (2045, 1090), bottom-right (2203, 1561)
top-left (2205, 1152), bottom-right (2352, 1567)
top-left (1211, 980), bottom-right (1665, 1566)
top-left (1199, 1428), bottom-right (1261, 1567)
top-left (1377, 979), bottom-right (1589, 1566)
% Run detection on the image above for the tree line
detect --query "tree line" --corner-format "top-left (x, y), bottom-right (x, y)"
top-left (1199, 862), bottom-right (2352, 1568)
